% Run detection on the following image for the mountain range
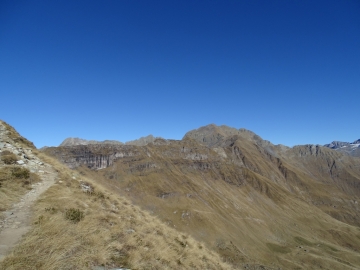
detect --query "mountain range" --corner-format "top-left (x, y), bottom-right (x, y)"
top-left (43, 124), bottom-right (360, 269)
top-left (61, 125), bottom-right (360, 158)
top-left (60, 134), bottom-right (163, 147)
top-left (324, 139), bottom-right (360, 157)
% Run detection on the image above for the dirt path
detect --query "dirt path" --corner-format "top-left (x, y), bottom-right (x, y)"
top-left (0, 164), bottom-right (57, 262)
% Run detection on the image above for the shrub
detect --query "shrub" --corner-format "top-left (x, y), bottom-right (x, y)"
top-left (65, 208), bottom-right (84, 223)
top-left (11, 167), bottom-right (30, 179)
top-left (1, 153), bottom-right (18, 164)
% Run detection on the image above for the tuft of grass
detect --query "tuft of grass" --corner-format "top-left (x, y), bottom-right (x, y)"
top-left (65, 208), bottom-right (84, 223)
top-left (11, 167), bottom-right (30, 179)
top-left (1, 153), bottom-right (18, 164)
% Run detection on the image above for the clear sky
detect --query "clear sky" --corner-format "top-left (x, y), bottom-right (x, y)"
top-left (1, 1), bottom-right (359, 148)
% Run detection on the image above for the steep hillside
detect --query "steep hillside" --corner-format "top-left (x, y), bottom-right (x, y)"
top-left (45, 124), bottom-right (360, 269)
top-left (0, 121), bottom-right (231, 270)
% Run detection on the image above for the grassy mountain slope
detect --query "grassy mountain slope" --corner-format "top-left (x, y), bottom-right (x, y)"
top-left (0, 121), bottom-right (231, 270)
top-left (44, 125), bottom-right (360, 269)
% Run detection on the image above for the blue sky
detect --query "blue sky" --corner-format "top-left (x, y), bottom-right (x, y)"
top-left (1, 0), bottom-right (359, 148)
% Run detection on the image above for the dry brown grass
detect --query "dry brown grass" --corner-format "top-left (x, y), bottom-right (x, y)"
top-left (0, 154), bottom-right (232, 270)
top-left (0, 166), bottom-right (40, 212)
top-left (1, 153), bottom-right (18, 165)
top-left (71, 144), bottom-right (360, 269)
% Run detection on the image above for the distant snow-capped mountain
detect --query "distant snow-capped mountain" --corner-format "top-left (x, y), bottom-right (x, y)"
top-left (324, 139), bottom-right (360, 157)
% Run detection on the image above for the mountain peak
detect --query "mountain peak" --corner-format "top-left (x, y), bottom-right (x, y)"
top-left (125, 134), bottom-right (165, 146)
top-left (324, 138), bottom-right (360, 157)
top-left (183, 124), bottom-right (265, 147)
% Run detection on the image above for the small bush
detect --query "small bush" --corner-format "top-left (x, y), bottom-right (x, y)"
top-left (65, 208), bottom-right (84, 223)
top-left (11, 167), bottom-right (30, 179)
top-left (1, 153), bottom-right (18, 164)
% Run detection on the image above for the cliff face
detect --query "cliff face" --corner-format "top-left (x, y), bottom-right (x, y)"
top-left (44, 141), bottom-right (210, 170)
top-left (44, 144), bottom-right (140, 169)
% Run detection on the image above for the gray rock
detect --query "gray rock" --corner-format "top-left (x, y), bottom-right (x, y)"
top-left (80, 182), bottom-right (93, 193)
top-left (16, 160), bottom-right (25, 165)
top-left (324, 139), bottom-right (360, 157)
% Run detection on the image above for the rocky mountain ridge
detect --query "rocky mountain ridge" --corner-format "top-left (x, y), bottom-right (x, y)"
top-left (60, 134), bottom-right (164, 147)
top-left (60, 137), bottom-right (124, 146)
top-left (324, 139), bottom-right (360, 157)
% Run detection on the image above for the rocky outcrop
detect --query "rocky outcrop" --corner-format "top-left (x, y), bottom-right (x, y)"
top-left (324, 139), bottom-right (360, 157)
top-left (0, 121), bottom-right (44, 174)
top-left (45, 144), bottom-right (142, 169)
